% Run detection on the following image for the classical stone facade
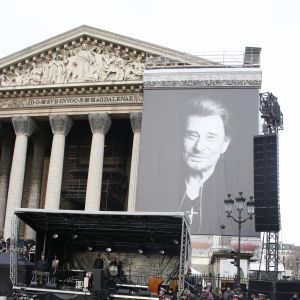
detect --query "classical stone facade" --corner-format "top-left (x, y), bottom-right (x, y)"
top-left (0, 25), bottom-right (219, 239)
top-left (0, 26), bottom-right (262, 274)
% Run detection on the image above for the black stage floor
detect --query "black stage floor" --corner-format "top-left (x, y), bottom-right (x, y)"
top-left (14, 286), bottom-right (159, 300)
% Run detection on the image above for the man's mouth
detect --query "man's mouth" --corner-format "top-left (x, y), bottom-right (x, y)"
top-left (189, 155), bottom-right (208, 162)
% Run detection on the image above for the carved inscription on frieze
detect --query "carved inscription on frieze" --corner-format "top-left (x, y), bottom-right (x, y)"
top-left (0, 94), bottom-right (143, 109)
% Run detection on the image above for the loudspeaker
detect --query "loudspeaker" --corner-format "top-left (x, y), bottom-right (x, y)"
top-left (30, 281), bottom-right (38, 287)
top-left (117, 288), bottom-right (131, 295)
top-left (45, 282), bottom-right (58, 289)
top-left (248, 280), bottom-right (273, 299)
top-left (138, 290), bottom-right (152, 296)
top-left (254, 134), bottom-right (280, 232)
top-left (276, 281), bottom-right (300, 300)
top-left (276, 280), bottom-right (300, 293)
top-left (92, 269), bottom-right (105, 291)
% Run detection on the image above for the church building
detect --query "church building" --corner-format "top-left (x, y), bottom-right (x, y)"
top-left (0, 25), bottom-right (261, 274)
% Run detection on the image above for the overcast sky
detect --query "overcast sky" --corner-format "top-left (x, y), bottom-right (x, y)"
top-left (1, 0), bottom-right (299, 245)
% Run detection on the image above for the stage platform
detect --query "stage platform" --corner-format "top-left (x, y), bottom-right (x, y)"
top-left (111, 294), bottom-right (158, 300)
top-left (14, 286), bottom-right (92, 300)
top-left (13, 286), bottom-right (159, 300)
top-left (11, 209), bottom-right (190, 297)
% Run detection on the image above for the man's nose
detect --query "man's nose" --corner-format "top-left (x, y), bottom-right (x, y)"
top-left (193, 137), bottom-right (207, 151)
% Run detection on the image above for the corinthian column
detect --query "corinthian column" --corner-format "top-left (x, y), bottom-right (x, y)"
top-left (44, 115), bottom-right (72, 209)
top-left (3, 116), bottom-right (35, 239)
top-left (127, 112), bottom-right (142, 212)
top-left (85, 113), bottom-right (111, 211)
top-left (24, 133), bottom-right (46, 240)
top-left (0, 135), bottom-right (13, 236)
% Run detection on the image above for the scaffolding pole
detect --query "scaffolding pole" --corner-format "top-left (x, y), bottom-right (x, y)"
top-left (265, 232), bottom-right (279, 280)
top-left (179, 218), bottom-right (189, 294)
top-left (10, 216), bottom-right (18, 286)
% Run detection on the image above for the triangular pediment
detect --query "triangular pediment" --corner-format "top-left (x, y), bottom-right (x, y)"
top-left (0, 25), bottom-right (220, 88)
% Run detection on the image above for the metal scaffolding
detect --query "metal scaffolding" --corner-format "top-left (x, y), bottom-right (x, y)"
top-left (9, 216), bottom-right (18, 286)
top-left (265, 232), bottom-right (279, 280)
top-left (179, 218), bottom-right (190, 294)
top-left (258, 91), bottom-right (283, 289)
top-left (145, 47), bottom-right (261, 69)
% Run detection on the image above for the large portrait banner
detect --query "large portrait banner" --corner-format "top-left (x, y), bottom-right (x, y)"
top-left (136, 88), bottom-right (259, 236)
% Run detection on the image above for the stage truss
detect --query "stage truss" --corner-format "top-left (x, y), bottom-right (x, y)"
top-left (10, 216), bottom-right (18, 286)
top-left (179, 220), bottom-right (189, 292)
top-left (259, 91), bottom-right (283, 283)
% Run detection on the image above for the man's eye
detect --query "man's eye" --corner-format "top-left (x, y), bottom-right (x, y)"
top-left (186, 133), bottom-right (198, 140)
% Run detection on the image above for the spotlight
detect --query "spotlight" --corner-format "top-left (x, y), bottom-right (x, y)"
top-left (72, 234), bottom-right (78, 239)
top-left (106, 247), bottom-right (112, 252)
top-left (159, 250), bottom-right (165, 255)
top-left (137, 249), bottom-right (143, 254)
top-left (173, 239), bottom-right (179, 245)
top-left (87, 246), bottom-right (93, 251)
top-left (52, 233), bottom-right (58, 239)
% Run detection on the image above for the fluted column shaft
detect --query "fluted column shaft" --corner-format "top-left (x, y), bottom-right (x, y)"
top-left (127, 112), bottom-right (142, 212)
top-left (3, 116), bottom-right (35, 239)
top-left (24, 134), bottom-right (45, 240)
top-left (85, 113), bottom-right (111, 211)
top-left (44, 115), bottom-right (72, 209)
top-left (0, 138), bottom-right (13, 236)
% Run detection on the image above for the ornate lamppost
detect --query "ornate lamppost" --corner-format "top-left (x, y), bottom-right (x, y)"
top-left (295, 257), bottom-right (299, 277)
top-left (224, 192), bottom-right (255, 286)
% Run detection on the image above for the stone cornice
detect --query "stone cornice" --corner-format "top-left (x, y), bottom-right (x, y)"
top-left (144, 67), bottom-right (262, 89)
top-left (0, 25), bottom-right (218, 69)
top-left (0, 80), bottom-right (143, 98)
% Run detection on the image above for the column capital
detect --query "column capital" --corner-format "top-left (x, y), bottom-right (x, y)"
top-left (49, 114), bottom-right (73, 135)
top-left (88, 113), bottom-right (111, 134)
top-left (12, 115), bottom-right (35, 136)
top-left (130, 112), bottom-right (142, 133)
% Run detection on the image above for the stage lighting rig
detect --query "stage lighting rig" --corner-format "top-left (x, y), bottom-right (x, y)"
top-left (260, 92), bottom-right (283, 134)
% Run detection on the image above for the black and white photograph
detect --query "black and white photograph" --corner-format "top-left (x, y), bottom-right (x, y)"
top-left (136, 88), bottom-right (260, 236)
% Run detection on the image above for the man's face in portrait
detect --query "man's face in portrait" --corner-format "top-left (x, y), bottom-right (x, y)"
top-left (183, 114), bottom-right (230, 173)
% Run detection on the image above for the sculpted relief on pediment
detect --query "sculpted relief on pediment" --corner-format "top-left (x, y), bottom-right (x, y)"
top-left (0, 43), bottom-right (145, 87)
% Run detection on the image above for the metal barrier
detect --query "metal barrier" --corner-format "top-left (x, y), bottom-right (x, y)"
top-left (122, 273), bottom-right (249, 290)
top-left (145, 48), bottom-right (261, 69)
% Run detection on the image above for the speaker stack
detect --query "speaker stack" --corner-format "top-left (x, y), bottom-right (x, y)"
top-left (248, 280), bottom-right (273, 299)
top-left (276, 281), bottom-right (300, 300)
top-left (92, 269), bottom-right (105, 291)
top-left (253, 134), bottom-right (280, 232)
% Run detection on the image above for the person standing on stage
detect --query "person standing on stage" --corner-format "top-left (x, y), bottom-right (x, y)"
top-left (108, 256), bottom-right (120, 277)
top-left (36, 254), bottom-right (48, 272)
top-left (93, 253), bottom-right (104, 269)
top-left (35, 254), bottom-right (48, 285)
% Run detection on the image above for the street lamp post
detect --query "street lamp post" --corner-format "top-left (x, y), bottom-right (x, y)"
top-left (224, 192), bottom-right (255, 286)
top-left (295, 258), bottom-right (299, 277)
